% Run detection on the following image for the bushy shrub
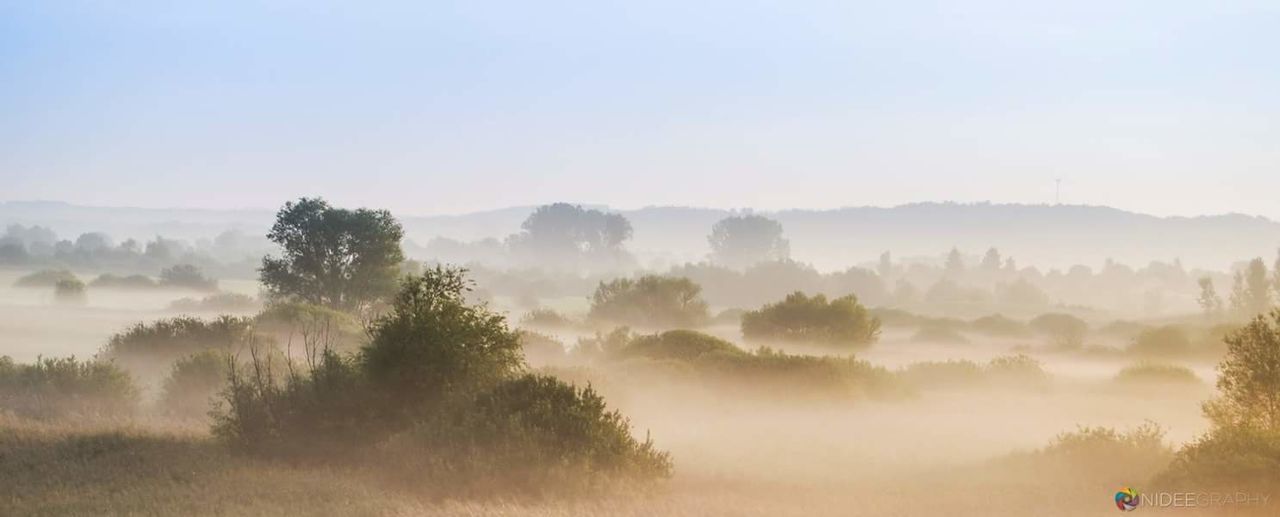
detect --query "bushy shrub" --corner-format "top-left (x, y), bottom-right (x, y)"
top-left (1128, 325), bottom-right (1192, 356)
top-left (53, 278), bottom-right (87, 305)
top-left (158, 350), bottom-right (231, 418)
top-left (969, 314), bottom-right (1031, 337)
top-left (100, 316), bottom-right (254, 371)
top-left (985, 353), bottom-right (1050, 386)
top-left (1114, 362), bottom-right (1200, 386)
top-left (1029, 313), bottom-right (1088, 349)
top-left (1158, 426), bottom-right (1280, 488)
top-left (388, 374), bottom-right (672, 496)
top-left (0, 356), bottom-right (138, 419)
top-left (159, 264), bottom-right (218, 291)
top-left (89, 274), bottom-right (157, 290)
top-left (168, 293), bottom-right (259, 313)
top-left (13, 269), bottom-right (76, 288)
top-left (214, 266), bottom-right (670, 495)
top-left (588, 275), bottom-right (709, 329)
top-left (519, 308), bottom-right (578, 330)
top-left (617, 330), bottom-right (746, 362)
top-left (519, 330), bottom-right (566, 365)
top-left (898, 360), bottom-right (984, 389)
top-left (1008, 423), bottom-right (1172, 480)
top-left (741, 291), bottom-right (880, 349)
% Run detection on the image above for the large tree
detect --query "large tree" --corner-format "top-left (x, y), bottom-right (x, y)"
top-left (707, 214), bottom-right (789, 269)
top-left (260, 198), bottom-right (404, 311)
top-left (507, 203), bottom-right (632, 267)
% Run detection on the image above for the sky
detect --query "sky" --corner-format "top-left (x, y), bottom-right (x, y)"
top-left (2, 0), bottom-right (1278, 217)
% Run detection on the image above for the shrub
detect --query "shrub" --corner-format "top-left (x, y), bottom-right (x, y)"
top-left (159, 264), bottom-right (218, 291)
top-left (587, 275), bottom-right (709, 329)
top-left (1128, 325), bottom-right (1192, 356)
top-left (1029, 313), bottom-right (1088, 349)
top-left (519, 308), bottom-right (578, 330)
top-left (741, 291), bottom-right (880, 349)
top-left (986, 353), bottom-right (1049, 386)
top-left (1114, 362), bottom-right (1200, 386)
top-left (89, 274), bottom-right (157, 290)
top-left (13, 269), bottom-right (76, 288)
top-left (617, 330), bottom-right (746, 362)
top-left (168, 293), bottom-right (259, 313)
top-left (54, 278), bottom-right (87, 305)
top-left (1008, 423), bottom-right (1172, 480)
top-left (898, 360), bottom-right (984, 389)
top-left (100, 316), bottom-right (254, 372)
top-left (1158, 426), bottom-right (1280, 488)
top-left (388, 374), bottom-right (672, 496)
top-left (969, 314), bottom-right (1031, 337)
top-left (0, 356), bottom-right (138, 419)
top-left (519, 330), bottom-right (567, 365)
top-left (158, 350), bottom-right (231, 418)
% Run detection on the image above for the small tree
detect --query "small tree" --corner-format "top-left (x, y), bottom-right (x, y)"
top-left (159, 264), bottom-right (218, 291)
top-left (261, 197), bottom-right (405, 312)
top-left (53, 278), bottom-right (87, 305)
top-left (741, 291), bottom-right (881, 349)
top-left (1229, 258), bottom-right (1271, 317)
top-left (707, 214), bottom-right (789, 269)
top-left (1204, 310), bottom-right (1280, 431)
top-left (1030, 313), bottom-right (1088, 349)
top-left (1197, 277), bottom-right (1223, 318)
top-left (587, 276), bottom-right (710, 329)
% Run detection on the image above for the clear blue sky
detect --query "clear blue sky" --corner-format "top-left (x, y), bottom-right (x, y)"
top-left (2, 1), bottom-right (1278, 217)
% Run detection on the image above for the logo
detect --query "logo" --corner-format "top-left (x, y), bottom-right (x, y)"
top-left (1116, 487), bottom-right (1140, 511)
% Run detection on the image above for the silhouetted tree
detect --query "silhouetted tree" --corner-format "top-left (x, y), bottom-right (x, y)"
top-left (1204, 310), bottom-right (1280, 430)
top-left (980, 248), bottom-right (1001, 271)
top-left (1030, 313), bottom-right (1088, 349)
top-left (1229, 258), bottom-right (1271, 317)
top-left (507, 203), bottom-right (632, 268)
top-left (588, 275), bottom-right (709, 329)
top-left (1197, 277), bottom-right (1223, 318)
top-left (707, 214), bottom-right (789, 269)
top-left (260, 198), bottom-right (405, 311)
top-left (945, 247), bottom-right (964, 274)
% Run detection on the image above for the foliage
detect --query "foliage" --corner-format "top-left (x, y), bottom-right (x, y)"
top-left (707, 214), bottom-right (789, 269)
top-left (1128, 325), bottom-right (1192, 356)
top-left (1229, 258), bottom-right (1272, 317)
top-left (159, 264), bottom-right (218, 291)
top-left (168, 292), bottom-right (260, 313)
top-left (0, 356), bottom-right (138, 419)
top-left (361, 267), bottom-right (524, 415)
top-left (1114, 362), bottom-right (1200, 386)
top-left (13, 269), bottom-right (76, 288)
top-left (616, 330), bottom-right (746, 362)
top-left (1158, 426), bottom-right (1280, 488)
top-left (89, 273), bottom-right (158, 290)
top-left (506, 203), bottom-right (633, 271)
top-left (1011, 423), bottom-right (1172, 480)
top-left (518, 330), bottom-right (567, 365)
top-left (985, 354), bottom-right (1050, 386)
top-left (1029, 313), bottom-right (1088, 349)
top-left (741, 291), bottom-right (880, 348)
top-left (159, 350), bottom-right (231, 418)
top-left (100, 316), bottom-right (254, 370)
top-left (261, 197), bottom-right (405, 311)
top-left (1203, 310), bottom-right (1280, 431)
top-left (54, 278), bottom-right (87, 305)
top-left (968, 314), bottom-right (1031, 337)
top-left (588, 275), bottom-right (709, 329)
top-left (518, 308), bottom-right (578, 330)
top-left (388, 374), bottom-right (672, 496)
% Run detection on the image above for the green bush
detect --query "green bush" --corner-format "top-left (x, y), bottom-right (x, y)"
top-left (89, 274), bottom-right (158, 290)
top-left (0, 356), bottom-right (138, 419)
top-left (1114, 362), bottom-right (1200, 386)
top-left (158, 350), bottom-right (231, 418)
top-left (741, 291), bottom-right (880, 349)
top-left (898, 360), bottom-right (984, 389)
top-left (168, 293), bottom-right (259, 313)
top-left (588, 275), bottom-right (709, 329)
top-left (214, 267), bottom-right (670, 494)
top-left (13, 269), bottom-right (76, 288)
top-left (54, 278), bottom-right (87, 305)
top-left (100, 316), bottom-right (254, 371)
top-left (1128, 325), bottom-right (1192, 356)
top-left (388, 374), bottom-right (672, 496)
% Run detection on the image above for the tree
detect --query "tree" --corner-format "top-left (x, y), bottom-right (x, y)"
top-left (877, 251), bottom-right (893, 278)
top-left (588, 275), bottom-right (710, 329)
top-left (1229, 258), bottom-right (1271, 317)
top-left (980, 248), bottom-right (1001, 271)
top-left (1030, 313), bottom-right (1088, 349)
top-left (707, 214), bottom-right (789, 269)
top-left (1204, 310), bottom-right (1280, 431)
top-left (741, 291), bottom-right (881, 349)
top-left (507, 203), bottom-right (632, 268)
top-left (260, 198), bottom-right (405, 311)
top-left (945, 247), bottom-right (964, 274)
top-left (160, 264), bottom-right (218, 291)
top-left (1197, 277), bottom-right (1223, 318)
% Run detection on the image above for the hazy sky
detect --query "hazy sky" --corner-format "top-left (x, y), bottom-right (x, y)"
top-left (2, 1), bottom-right (1278, 217)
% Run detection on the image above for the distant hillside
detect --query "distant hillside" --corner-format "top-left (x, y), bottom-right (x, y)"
top-left (3, 201), bottom-right (1277, 271)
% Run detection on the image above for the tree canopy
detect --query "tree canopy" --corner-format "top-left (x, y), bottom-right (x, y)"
top-left (260, 198), bottom-right (405, 311)
top-left (707, 214), bottom-right (789, 269)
